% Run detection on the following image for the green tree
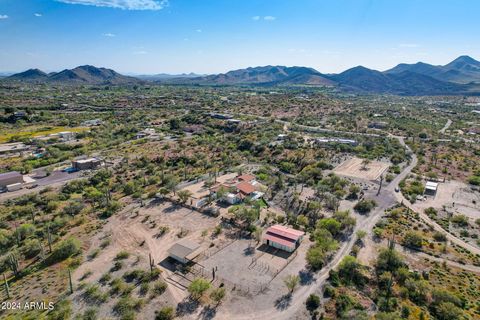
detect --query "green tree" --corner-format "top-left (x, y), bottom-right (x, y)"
top-left (283, 274), bottom-right (300, 293)
top-left (47, 237), bottom-right (81, 264)
top-left (375, 247), bottom-right (404, 274)
top-left (177, 190), bottom-right (192, 204)
top-left (306, 294), bottom-right (320, 312)
top-left (188, 278), bottom-right (211, 300)
top-left (338, 255), bottom-right (365, 287)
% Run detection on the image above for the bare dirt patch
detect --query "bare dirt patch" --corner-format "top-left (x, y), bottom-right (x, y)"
top-left (71, 200), bottom-right (225, 317)
top-left (333, 157), bottom-right (389, 181)
top-left (413, 180), bottom-right (480, 220)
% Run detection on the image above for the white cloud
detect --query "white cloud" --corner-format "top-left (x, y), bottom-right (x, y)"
top-left (55, 0), bottom-right (168, 10)
top-left (133, 50), bottom-right (147, 55)
top-left (34, 13), bottom-right (42, 17)
top-left (0, 15), bottom-right (8, 19)
top-left (252, 16), bottom-right (276, 21)
top-left (196, 29), bottom-right (202, 33)
top-left (103, 33), bottom-right (116, 37)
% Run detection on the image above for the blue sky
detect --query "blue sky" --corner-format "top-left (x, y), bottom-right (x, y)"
top-left (0, 0), bottom-right (479, 74)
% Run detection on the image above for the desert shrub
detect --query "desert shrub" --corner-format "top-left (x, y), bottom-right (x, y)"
top-left (22, 238), bottom-right (42, 259)
top-left (306, 294), bottom-right (320, 311)
top-left (139, 282), bottom-right (149, 296)
top-left (155, 306), bottom-right (175, 320)
top-left (188, 278), bottom-right (210, 300)
top-left (47, 299), bottom-right (72, 320)
top-left (403, 231), bottom-right (423, 249)
top-left (82, 308), bottom-right (98, 320)
top-left (152, 281), bottom-right (167, 296)
top-left (115, 251), bottom-right (130, 260)
top-left (354, 199), bottom-right (377, 214)
top-left (83, 284), bottom-right (108, 303)
top-left (451, 214), bottom-right (468, 227)
top-left (113, 297), bottom-right (144, 318)
top-left (47, 237), bottom-right (81, 264)
top-left (433, 231), bottom-right (447, 242)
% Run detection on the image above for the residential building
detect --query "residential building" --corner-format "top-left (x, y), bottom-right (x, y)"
top-left (0, 171), bottom-right (24, 189)
top-left (368, 121), bottom-right (388, 129)
top-left (72, 158), bottom-right (102, 170)
top-left (81, 119), bottom-right (103, 126)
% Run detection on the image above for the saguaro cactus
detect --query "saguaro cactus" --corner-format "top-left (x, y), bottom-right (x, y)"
top-left (47, 224), bottom-right (53, 253)
top-left (3, 274), bottom-right (10, 299)
top-left (7, 253), bottom-right (20, 276)
top-left (68, 269), bottom-right (73, 294)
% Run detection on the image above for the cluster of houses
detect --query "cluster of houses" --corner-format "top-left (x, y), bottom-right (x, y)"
top-left (0, 131), bottom-right (81, 160)
top-left (214, 174), bottom-right (264, 205)
top-left (136, 128), bottom-right (161, 140)
top-left (183, 173), bottom-right (264, 208)
top-left (34, 131), bottom-right (77, 143)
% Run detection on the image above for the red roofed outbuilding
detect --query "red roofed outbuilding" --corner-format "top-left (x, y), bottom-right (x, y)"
top-left (263, 225), bottom-right (305, 252)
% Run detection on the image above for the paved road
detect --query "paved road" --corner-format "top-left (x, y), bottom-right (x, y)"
top-left (234, 112), bottom-right (383, 138)
top-left (0, 170), bottom-right (83, 203)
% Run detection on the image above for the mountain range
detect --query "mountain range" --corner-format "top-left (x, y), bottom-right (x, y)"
top-left (4, 56), bottom-right (480, 95)
top-left (6, 65), bottom-right (142, 85)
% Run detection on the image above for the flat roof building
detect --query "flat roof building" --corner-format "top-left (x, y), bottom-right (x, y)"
top-left (0, 171), bottom-right (24, 188)
top-left (0, 142), bottom-right (30, 155)
top-left (263, 225), bottom-right (305, 253)
top-left (424, 181), bottom-right (439, 196)
top-left (72, 157), bottom-right (102, 171)
top-left (167, 239), bottom-right (201, 264)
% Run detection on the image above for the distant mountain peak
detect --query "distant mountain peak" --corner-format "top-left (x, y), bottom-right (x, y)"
top-left (451, 55), bottom-right (479, 64)
top-left (5, 65), bottom-right (142, 85)
top-left (173, 65), bottom-right (333, 86)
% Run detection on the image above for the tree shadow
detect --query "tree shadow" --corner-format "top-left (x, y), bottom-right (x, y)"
top-left (298, 269), bottom-right (316, 286)
top-left (274, 293), bottom-right (292, 310)
top-left (176, 297), bottom-right (200, 316)
top-left (164, 203), bottom-right (181, 213)
top-left (199, 305), bottom-right (217, 320)
top-left (243, 245), bottom-right (256, 256)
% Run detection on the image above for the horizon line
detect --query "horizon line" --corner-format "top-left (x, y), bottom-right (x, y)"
top-left (2, 54), bottom-right (477, 76)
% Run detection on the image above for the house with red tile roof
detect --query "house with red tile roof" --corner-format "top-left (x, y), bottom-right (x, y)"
top-left (235, 181), bottom-right (256, 195)
top-left (263, 225), bottom-right (305, 252)
top-left (237, 174), bottom-right (256, 183)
